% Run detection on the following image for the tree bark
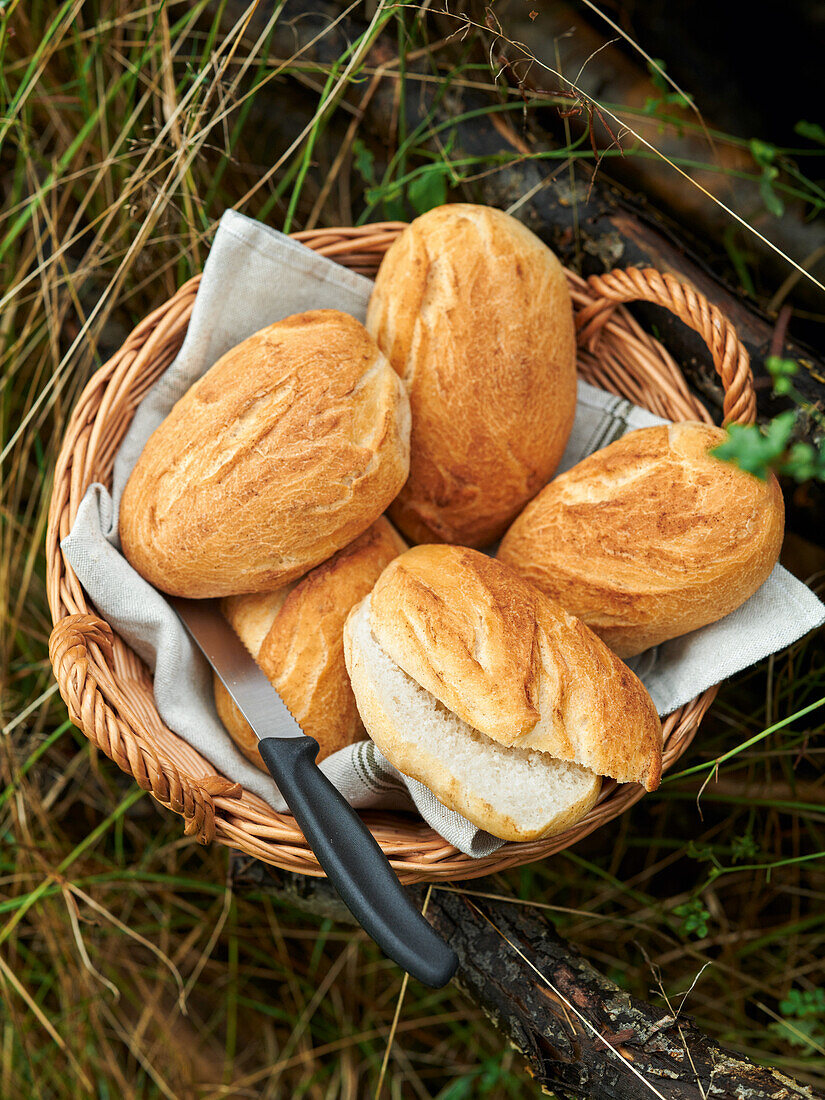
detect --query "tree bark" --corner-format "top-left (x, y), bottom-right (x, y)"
top-left (478, 0), bottom-right (825, 319)
top-left (231, 856), bottom-right (824, 1100)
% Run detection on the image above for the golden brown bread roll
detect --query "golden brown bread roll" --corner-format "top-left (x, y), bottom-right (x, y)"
top-left (214, 517), bottom-right (406, 770)
top-left (366, 204), bottom-right (577, 548)
top-left (497, 422), bottom-right (785, 657)
top-left (345, 593), bottom-right (603, 842)
top-left (347, 545), bottom-right (662, 795)
top-left (120, 310), bottom-right (410, 598)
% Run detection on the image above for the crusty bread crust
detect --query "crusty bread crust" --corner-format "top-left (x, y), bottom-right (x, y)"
top-left (498, 422), bottom-right (785, 657)
top-left (370, 545), bottom-right (543, 740)
top-left (343, 596), bottom-right (602, 842)
top-left (367, 545), bottom-right (662, 790)
top-left (120, 310), bottom-right (411, 597)
top-left (213, 517), bottom-right (406, 770)
top-left (366, 204), bottom-right (577, 547)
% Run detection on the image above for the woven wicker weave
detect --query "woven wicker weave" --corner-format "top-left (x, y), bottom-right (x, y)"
top-left (46, 223), bottom-right (755, 883)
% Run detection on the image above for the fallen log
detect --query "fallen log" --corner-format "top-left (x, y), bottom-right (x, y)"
top-left (475, 0), bottom-right (825, 320)
top-left (231, 856), bottom-right (824, 1100)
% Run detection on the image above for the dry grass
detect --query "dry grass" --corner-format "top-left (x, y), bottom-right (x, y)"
top-left (1, 2), bottom-right (824, 1096)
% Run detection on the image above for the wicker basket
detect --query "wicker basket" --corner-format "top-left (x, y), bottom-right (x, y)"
top-left (46, 223), bottom-right (756, 883)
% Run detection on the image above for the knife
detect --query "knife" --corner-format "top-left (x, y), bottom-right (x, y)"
top-left (170, 596), bottom-right (458, 989)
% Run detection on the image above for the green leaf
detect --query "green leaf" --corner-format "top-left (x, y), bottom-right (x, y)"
top-left (764, 410), bottom-right (799, 448)
top-left (710, 412), bottom-right (796, 479)
top-left (380, 190), bottom-right (406, 221)
top-left (438, 1076), bottom-right (477, 1100)
top-left (643, 59), bottom-right (693, 115)
top-left (352, 139), bottom-right (375, 185)
top-left (749, 142), bottom-right (785, 216)
top-left (730, 833), bottom-right (759, 863)
top-left (673, 899), bottom-right (711, 939)
top-left (686, 840), bottom-right (714, 862)
top-left (408, 164), bottom-right (449, 215)
top-left (779, 440), bottom-right (825, 483)
top-left (646, 58), bottom-right (669, 93)
top-left (760, 173), bottom-right (785, 218)
top-left (795, 120), bottom-right (825, 146)
top-left (766, 356), bottom-right (799, 397)
top-left (750, 138), bottom-right (777, 166)
top-left (769, 1018), bottom-right (823, 1049)
top-left (766, 355), bottom-right (799, 380)
top-left (780, 987), bottom-right (825, 1018)
top-left (782, 442), bottom-right (816, 480)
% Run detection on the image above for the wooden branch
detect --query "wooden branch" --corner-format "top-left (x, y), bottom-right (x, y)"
top-left (231, 856), bottom-right (824, 1100)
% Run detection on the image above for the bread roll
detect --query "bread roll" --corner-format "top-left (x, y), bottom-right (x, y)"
top-left (344, 596), bottom-right (602, 842)
top-left (498, 422), bottom-right (785, 657)
top-left (120, 310), bottom-right (410, 598)
top-left (343, 546), bottom-right (661, 839)
top-left (214, 518), bottom-right (406, 770)
top-left (366, 204), bottom-right (577, 548)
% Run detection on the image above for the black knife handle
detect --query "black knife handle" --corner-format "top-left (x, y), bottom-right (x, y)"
top-left (257, 736), bottom-right (458, 988)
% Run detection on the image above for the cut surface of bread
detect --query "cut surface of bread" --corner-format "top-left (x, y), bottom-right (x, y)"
top-left (344, 595), bottom-right (602, 842)
top-left (369, 545), bottom-right (662, 790)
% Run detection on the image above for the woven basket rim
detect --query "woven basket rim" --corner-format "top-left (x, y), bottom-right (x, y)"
top-left (45, 221), bottom-right (755, 883)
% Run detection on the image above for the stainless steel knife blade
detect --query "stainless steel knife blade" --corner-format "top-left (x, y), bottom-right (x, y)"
top-left (170, 596), bottom-right (304, 741)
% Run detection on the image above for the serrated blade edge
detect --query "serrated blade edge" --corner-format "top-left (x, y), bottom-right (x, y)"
top-left (170, 596), bottom-right (306, 741)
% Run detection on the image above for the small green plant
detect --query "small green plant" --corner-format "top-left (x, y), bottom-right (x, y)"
top-left (643, 58), bottom-right (693, 126)
top-left (685, 835), bottom-right (761, 878)
top-left (352, 138), bottom-right (376, 186)
top-left (730, 832), bottom-right (760, 863)
top-left (770, 987), bottom-right (825, 1051)
top-left (710, 356), bottom-right (825, 481)
top-left (438, 1057), bottom-right (522, 1098)
top-left (781, 988), bottom-right (825, 1017)
top-left (673, 898), bottom-right (711, 939)
top-left (750, 139), bottom-right (785, 218)
top-left (686, 840), bottom-right (715, 863)
top-left (408, 162), bottom-right (451, 214)
top-left (351, 139), bottom-right (453, 219)
top-left (794, 120), bottom-right (825, 146)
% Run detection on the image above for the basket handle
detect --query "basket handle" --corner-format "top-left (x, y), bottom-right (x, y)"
top-left (49, 614), bottom-right (241, 843)
top-left (576, 267), bottom-right (757, 427)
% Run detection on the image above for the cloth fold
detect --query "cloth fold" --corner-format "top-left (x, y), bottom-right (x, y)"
top-left (62, 210), bottom-right (825, 857)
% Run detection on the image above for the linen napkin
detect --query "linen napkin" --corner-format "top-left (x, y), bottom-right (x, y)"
top-left (63, 210), bottom-right (825, 858)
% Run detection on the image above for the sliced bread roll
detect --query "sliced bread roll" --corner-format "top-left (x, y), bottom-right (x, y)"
top-left (214, 517), bottom-right (406, 770)
top-left (120, 310), bottom-right (411, 598)
top-left (343, 546), bottom-right (663, 841)
top-left (498, 422), bottom-right (785, 657)
top-left (367, 545), bottom-right (662, 789)
top-left (344, 595), bottom-right (602, 842)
